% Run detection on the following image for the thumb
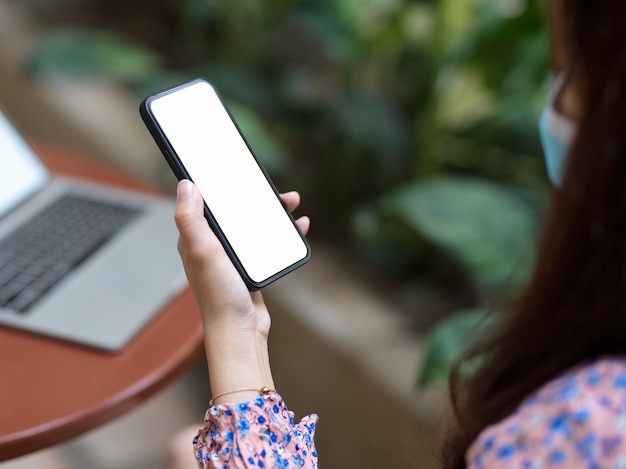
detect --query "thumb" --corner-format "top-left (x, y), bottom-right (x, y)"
top-left (175, 180), bottom-right (209, 245)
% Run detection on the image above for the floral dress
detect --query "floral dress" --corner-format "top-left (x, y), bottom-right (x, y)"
top-left (193, 357), bottom-right (626, 468)
top-left (467, 356), bottom-right (626, 468)
top-left (193, 393), bottom-right (318, 468)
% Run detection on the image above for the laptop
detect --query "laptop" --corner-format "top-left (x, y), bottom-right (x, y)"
top-left (0, 108), bottom-right (186, 351)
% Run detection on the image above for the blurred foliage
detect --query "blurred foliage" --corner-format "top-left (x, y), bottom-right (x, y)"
top-left (378, 176), bottom-right (536, 292)
top-left (18, 0), bottom-right (552, 385)
top-left (417, 306), bottom-right (490, 386)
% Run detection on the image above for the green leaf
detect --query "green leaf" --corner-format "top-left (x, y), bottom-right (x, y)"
top-left (418, 307), bottom-right (488, 386)
top-left (26, 29), bottom-right (162, 83)
top-left (383, 176), bottom-right (536, 290)
top-left (329, 93), bottom-right (410, 164)
top-left (460, 1), bottom-right (548, 95)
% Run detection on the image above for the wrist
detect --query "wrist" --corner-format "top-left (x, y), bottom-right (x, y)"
top-left (203, 325), bottom-right (275, 403)
top-left (198, 298), bottom-right (271, 341)
top-left (209, 386), bottom-right (276, 406)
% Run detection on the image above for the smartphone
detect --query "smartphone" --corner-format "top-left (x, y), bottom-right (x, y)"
top-left (140, 78), bottom-right (310, 290)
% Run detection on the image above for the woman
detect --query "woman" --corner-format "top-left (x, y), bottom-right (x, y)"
top-left (171, 0), bottom-right (626, 466)
top-left (443, 0), bottom-right (626, 466)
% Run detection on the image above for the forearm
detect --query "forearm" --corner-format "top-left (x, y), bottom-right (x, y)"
top-left (203, 323), bottom-right (275, 405)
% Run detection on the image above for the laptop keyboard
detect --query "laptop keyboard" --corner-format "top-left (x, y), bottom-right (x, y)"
top-left (0, 194), bottom-right (141, 313)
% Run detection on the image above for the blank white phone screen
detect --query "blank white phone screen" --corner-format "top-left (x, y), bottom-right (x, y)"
top-left (148, 81), bottom-right (308, 284)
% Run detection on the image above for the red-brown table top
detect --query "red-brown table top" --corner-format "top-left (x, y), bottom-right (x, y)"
top-left (0, 144), bottom-right (204, 461)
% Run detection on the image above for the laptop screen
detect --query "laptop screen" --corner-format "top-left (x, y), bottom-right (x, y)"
top-left (0, 109), bottom-right (49, 218)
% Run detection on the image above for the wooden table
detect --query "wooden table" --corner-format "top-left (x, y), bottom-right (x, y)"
top-left (0, 144), bottom-right (204, 461)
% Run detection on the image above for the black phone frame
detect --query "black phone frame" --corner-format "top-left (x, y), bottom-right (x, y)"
top-left (139, 78), bottom-right (311, 290)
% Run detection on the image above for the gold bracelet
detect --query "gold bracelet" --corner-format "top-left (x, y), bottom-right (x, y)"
top-left (209, 386), bottom-right (276, 406)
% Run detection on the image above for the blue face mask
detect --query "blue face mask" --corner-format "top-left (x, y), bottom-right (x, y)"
top-left (538, 74), bottom-right (577, 187)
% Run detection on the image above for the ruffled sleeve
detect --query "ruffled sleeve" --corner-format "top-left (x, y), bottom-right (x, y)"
top-left (193, 393), bottom-right (318, 468)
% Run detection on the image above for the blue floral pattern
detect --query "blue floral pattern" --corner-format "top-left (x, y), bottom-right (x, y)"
top-left (193, 393), bottom-right (318, 468)
top-left (467, 357), bottom-right (626, 468)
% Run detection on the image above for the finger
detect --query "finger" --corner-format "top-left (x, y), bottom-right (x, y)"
top-left (280, 191), bottom-right (301, 212)
top-left (295, 215), bottom-right (310, 236)
top-left (175, 180), bottom-right (215, 254)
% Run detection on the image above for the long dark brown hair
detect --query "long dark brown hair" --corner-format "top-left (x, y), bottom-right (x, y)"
top-left (442, 0), bottom-right (626, 467)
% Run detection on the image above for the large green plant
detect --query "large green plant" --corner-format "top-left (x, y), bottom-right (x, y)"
top-left (350, 0), bottom-right (550, 385)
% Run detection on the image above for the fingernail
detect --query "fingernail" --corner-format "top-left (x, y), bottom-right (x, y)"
top-left (177, 180), bottom-right (194, 199)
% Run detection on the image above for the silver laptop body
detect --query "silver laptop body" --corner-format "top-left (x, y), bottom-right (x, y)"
top-left (0, 109), bottom-right (186, 351)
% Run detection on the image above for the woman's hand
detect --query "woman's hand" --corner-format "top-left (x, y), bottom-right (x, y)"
top-left (174, 179), bottom-right (309, 403)
top-left (174, 179), bottom-right (309, 335)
